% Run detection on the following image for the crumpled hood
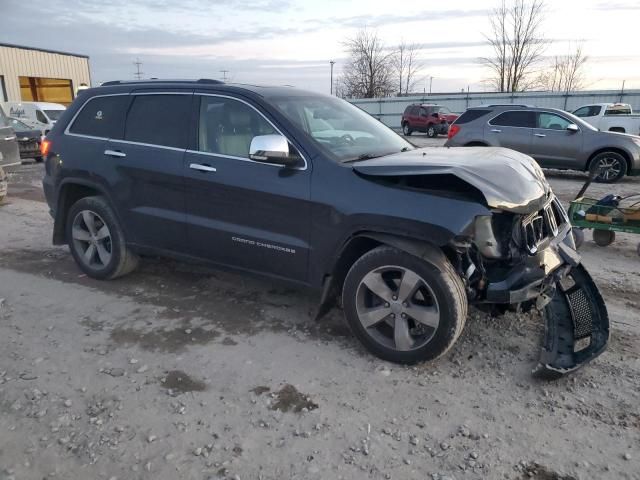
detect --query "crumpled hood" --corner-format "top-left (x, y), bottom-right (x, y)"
top-left (353, 147), bottom-right (551, 213)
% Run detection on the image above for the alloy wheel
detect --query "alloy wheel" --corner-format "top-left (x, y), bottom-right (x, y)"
top-left (71, 210), bottom-right (113, 268)
top-left (355, 265), bottom-right (440, 351)
top-left (596, 157), bottom-right (622, 181)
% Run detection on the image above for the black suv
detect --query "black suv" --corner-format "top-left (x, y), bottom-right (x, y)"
top-left (42, 79), bottom-right (608, 377)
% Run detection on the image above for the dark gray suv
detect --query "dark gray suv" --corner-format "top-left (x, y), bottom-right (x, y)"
top-left (41, 80), bottom-right (609, 377)
top-left (445, 105), bottom-right (640, 183)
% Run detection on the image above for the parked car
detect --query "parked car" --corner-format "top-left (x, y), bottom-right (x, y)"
top-left (1, 101), bottom-right (66, 134)
top-left (445, 105), bottom-right (640, 183)
top-left (7, 117), bottom-right (43, 162)
top-left (0, 105), bottom-right (20, 201)
top-left (41, 79), bottom-right (608, 377)
top-left (572, 103), bottom-right (640, 136)
top-left (401, 104), bottom-right (453, 137)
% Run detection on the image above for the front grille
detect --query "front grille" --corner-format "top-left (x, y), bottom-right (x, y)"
top-left (568, 288), bottom-right (593, 339)
top-left (520, 197), bottom-right (567, 254)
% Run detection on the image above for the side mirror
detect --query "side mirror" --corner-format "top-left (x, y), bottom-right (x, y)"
top-left (249, 135), bottom-right (298, 167)
top-left (567, 124), bottom-right (579, 133)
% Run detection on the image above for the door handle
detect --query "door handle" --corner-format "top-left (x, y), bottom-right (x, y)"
top-left (490, 129), bottom-right (502, 133)
top-left (104, 149), bottom-right (126, 158)
top-left (3, 136), bottom-right (16, 141)
top-left (534, 133), bottom-right (547, 138)
top-left (189, 163), bottom-right (217, 173)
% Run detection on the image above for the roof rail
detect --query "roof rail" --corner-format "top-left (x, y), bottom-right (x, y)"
top-left (100, 78), bottom-right (224, 86)
top-left (475, 103), bottom-right (536, 108)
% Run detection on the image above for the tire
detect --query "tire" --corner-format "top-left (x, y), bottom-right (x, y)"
top-left (342, 246), bottom-right (467, 364)
top-left (591, 152), bottom-right (627, 183)
top-left (402, 123), bottom-right (412, 136)
top-left (592, 229), bottom-right (615, 247)
top-left (426, 125), bottom-right (437, 138)
top-left (637, 243), bottom-right (640, 257)
top-left (66, 196), bottom-right (139, 279)
top-left (572, 228), bottom-right (584, 249)
top-left (34, 156), bottom-right (44, 163)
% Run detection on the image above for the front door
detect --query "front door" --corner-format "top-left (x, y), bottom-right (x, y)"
top-left (183, 94), bottom-right (311, 282)
top-left (485, 110), bottom-right (535, 154)
top-left (530, 112), bottom-right (583, 168)
top-left (0, 108), bottom-right (20, 165)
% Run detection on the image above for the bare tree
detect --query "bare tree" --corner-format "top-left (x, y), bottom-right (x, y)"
top-left (392, 41), bottom-right (422, 96)
top-left (339, 29), bottom-right (395, 98)
top-left (481, 0), bottom-right (546, 92)
top-left (537, 43), bottom-right (588, 92)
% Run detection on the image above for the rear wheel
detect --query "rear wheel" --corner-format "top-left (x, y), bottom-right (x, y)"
top-left (402, 123), bottom-right (412, 136)
top-left (342, 246), bottom-right (467, 364)
top-left (572, 228), bottom-right (584, 249)
top-left (593, 229), bottom-right (615, 247)
top-left (591, 152), bottom-right (627, 183)
top-left (426, 125), bottom-right (437, 138)
top-left (66, 196), bottom-right (139, 279)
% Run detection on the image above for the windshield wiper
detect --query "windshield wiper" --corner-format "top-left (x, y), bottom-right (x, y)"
top-left (343, 153), bottom-right (381, 163)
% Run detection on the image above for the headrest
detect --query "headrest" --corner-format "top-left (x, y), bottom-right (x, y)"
top-left (226, 107), bottom-right (252, 129)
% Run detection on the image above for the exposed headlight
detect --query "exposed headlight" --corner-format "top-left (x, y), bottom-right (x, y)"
top-left (473, 215), bottom-right (502, 259)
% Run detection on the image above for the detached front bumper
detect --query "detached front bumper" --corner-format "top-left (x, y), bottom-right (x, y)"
top-left (481, 225), bottom-right (610, 379)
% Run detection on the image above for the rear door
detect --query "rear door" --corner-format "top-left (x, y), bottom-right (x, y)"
top-left (105, 92), bottom-right (192, 252)
top-left (182, 94), bottom-right (311, 282)
top-left (485, 110), bottom-right (535, 154)
top-left (0, 105), bottom-right (20, 165)
top-left (530, 112), bottom-right (583, 168)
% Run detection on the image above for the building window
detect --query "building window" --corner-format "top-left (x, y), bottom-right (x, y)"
top-left (19, 76), bottom-right (74, 105)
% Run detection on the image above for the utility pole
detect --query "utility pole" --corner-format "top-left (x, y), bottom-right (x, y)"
top-left (329, 61), bottom-right (335, 95)
top-left (220, 70), bottom-right (229, 82)
top-left (133, 58), bottom-right (143, 80)
top-left (429, 76), bottom-right (433, 95)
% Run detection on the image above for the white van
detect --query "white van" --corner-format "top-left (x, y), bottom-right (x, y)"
top-left (1, 101), bottom-right (66, 134)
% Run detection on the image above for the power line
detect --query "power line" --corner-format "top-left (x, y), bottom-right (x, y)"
top-left (133, 58), bottom-right (143, 80)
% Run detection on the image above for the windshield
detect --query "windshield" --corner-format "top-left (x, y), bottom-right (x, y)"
top-left (44, 109), bottom-right (64, 121)
top-left (8, 117), bottom-right (31, 130)
top-left (562, 111), bottom-right (598, 131)
top-left (267, 95), bottom-right (413, 162)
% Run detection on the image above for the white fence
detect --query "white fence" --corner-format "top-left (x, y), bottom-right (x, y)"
top-left (348, 89), bottom-right (640, 130)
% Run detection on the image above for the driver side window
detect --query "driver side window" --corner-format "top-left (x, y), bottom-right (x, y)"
top-left (537, 113), bottom-right (571, 130)
top-left (198, 96), bottom-right (277, 159)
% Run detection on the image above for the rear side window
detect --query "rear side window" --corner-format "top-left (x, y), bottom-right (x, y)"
top-left (489, 110), bottom-right (536, 128)
top-left (124, 94), bottom-right (191, 149)
top-left (454, 109), bottom-right (491, 124)
top-left (69, 95), bottom-right (130, 139)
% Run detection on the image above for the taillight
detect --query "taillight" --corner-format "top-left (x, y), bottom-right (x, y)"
top-left (448, 124), bottom-right (460, 140)
top-left (40, 139), bottom-right (51, 157)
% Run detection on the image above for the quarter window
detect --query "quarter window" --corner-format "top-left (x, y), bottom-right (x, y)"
top-left (69, 95), bottom-right (130, 139)
top-left (124, 94), bottom-right (191, 149)
top-left (198, 96), bottom-right (277, 158)
top-left (489, 111), bottom-right (536, 128)
top-left (538, 113), bottom-right (571, 130)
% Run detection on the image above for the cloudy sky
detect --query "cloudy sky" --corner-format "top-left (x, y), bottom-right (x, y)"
top-left (1, 0), bottom-right (639, 94)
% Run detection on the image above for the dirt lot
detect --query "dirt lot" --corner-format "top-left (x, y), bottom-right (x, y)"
top-left (1, 148), bottom-right (639, 480)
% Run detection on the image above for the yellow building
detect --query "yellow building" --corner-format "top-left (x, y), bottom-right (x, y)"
top-left (0, 43), bottom-right (91, 106)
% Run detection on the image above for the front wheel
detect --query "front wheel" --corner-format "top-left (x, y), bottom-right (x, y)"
top-left (591, 152), bottom-right (627, 183)
top-left (342, 246), bottom-right (467, 364)
top-left (593, 229), bottom-right (615, 247)
top-left (66, 196), bottom-right (139, 279)
top-left (402, 123), bottom-right (412, 136)
top-left (426, 125), bottom-right (437, 138)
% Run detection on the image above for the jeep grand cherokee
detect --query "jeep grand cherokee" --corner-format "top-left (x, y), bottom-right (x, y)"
top-left (41, 79), bottom-right (609, 378)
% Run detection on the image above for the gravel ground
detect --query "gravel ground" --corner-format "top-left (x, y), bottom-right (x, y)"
top-left (0, 153), bottom-right (639, 480)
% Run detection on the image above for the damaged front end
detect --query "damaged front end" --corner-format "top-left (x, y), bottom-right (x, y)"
top-left (453, 194), bottom-right (609, 379)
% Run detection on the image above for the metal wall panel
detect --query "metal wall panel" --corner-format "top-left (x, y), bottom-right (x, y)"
top-left (349, 90), bottom-right (640, 129)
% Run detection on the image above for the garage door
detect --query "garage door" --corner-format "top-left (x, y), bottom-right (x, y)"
top-left (19, 76), bottom-right (74, 105)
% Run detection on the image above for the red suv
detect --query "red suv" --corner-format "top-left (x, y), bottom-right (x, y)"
top-left (401, 104), bottom-right (459, 137)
